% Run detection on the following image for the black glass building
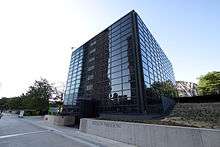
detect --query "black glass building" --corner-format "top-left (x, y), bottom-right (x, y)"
top-left (64, 10), bottom-right (175, 116)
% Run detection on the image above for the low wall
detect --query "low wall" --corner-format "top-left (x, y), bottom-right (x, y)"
top-left (80, 118), bottom-right (220, 147)
top-left (44, 115), bottom-right (75, 126)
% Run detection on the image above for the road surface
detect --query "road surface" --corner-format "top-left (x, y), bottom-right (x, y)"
top-left (0, 114), bottom-right (133, 147)
top-left (0, 114), bottom-right (97, 147)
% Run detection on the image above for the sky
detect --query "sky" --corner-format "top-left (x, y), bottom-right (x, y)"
top-left (0, 0), bottom-right (220, 98)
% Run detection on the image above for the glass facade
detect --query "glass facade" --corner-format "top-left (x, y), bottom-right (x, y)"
top-left (64, 47), bottom-right (83, 106)
top-left (137, 15), bottom-right (175, 87)
top-left (64, 10), bottom-right (175, 115)
top-left (106, 13), bottom-right (139, 112)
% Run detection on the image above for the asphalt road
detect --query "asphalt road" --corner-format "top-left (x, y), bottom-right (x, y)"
top-left (0, 114), bottom-right (96, 147)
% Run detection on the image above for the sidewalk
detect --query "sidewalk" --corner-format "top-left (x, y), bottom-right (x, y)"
top-left (23, 116), bottom-right (136, 147)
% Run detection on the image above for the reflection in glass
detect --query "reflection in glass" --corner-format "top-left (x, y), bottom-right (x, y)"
top-left (123, 82), bottom-right (130, 90)
top-left (111, 78), bottom-right (121, 85)
top-left (123, 90), bottom-right (131, 97)
top-left (111, 71), bottom-right (121, 79)
top-left (111, 84), bottom-right (122, 91)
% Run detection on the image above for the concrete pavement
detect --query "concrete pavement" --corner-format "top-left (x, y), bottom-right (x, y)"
top-left (0, 114), bottom-right (135, 147)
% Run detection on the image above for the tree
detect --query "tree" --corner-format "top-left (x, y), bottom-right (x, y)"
top-left (150, 80), bottom-right (178, 98)
top-left (0, 97), bottom-right (9, 110)
top-left (25, 78), bottom-right (54, 114)
top-left (0, 78), bottom-right (58, 115)
top-left (197, 71), bottom-right (220, 95)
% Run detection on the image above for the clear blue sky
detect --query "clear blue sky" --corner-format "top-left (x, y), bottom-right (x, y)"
top-left (0, 0), bottom-right (219, 97)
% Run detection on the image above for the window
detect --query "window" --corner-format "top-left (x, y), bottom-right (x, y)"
top-left (111, 78), bottom-right (121, 85)
top-left (89, 57), bottom-right (95, 62)
top-left (111, 65), bottom-right (121, 73)
top-left (121, 23), bottom-right (131, 32)
top-left (111, 71), bottom-right (121, 79)
top-left (111, 59), bottom-right (121, 67)
top-left (123, 82), bottom-right (130, 90)
top-left (122, 76), bottom-right (130, 83)
top-left (123, 90), bottom-right (131, 97)
top-left (122, 57), bottom-right (128, 64)
top-left (90, 40), bottom-right (96, 46)
top-left (122, 62), bottom-right (128, 69)
top-left (76, 79), bottom-right (80, 84)
top-left (112, 33), bottom-right (120, 42)
top-left (88, 66), bottom-right (95, 71)
top-left (89, 48), bottom-right (96, 54)
top-left (144, 75), bottom-right (150, 83)
top-left (122, 51), bottom-right (127, 58)
top-left (111, 84), bottom-right (122, 91)
top-left (121, 40), bottom-right (128, 47)
top-left (121, 45), bottom-right (128, 52)
top-left (75, 83), bottom-right (80, 88)
top-left (86, 84), bottom-right (93, 91)
top-left (112, 38), bottom-right (121, 47)
top-left (112, 53), bottom-right (121, 61)
top-left (66, 91), bottom-right (70, 95)
top-left (121, 16), bottom-right (131, 26)
top-left (111, 43), bottom-right (121, 51)
top-left (121, 29), bottom-right (131, 36)
top-left (87, 74), bottom-right (94, 80)
top-left (112, 29), bottom-right (121, 38)
top-left (112, 49), bottom-right (121, 57)
top-left (74, 88), bottom-right (79, 93)
top-left (78, 66), bottom-right (82, 71)
top-left (122, 69), bottom-right (129, 76)
top-left (121, 33), bottom-right (131, 41)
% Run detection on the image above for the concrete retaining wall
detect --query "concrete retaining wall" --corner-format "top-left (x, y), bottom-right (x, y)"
top-left (80, 118), bottom-right (220, 147)
top-left (44, 115), bottom-right (75, 126)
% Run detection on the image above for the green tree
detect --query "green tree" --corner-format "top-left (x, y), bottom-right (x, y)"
top-left (150, 80), bottom-right (178, 98)
top-left (8, 97), bottom-right (22, 110)
top-left (0, 78), bottom-right (56, 115)
top-left (0, 97), bottom-right (9, 110)
top-left (25, 78), bottom-right (53, 114)
top-left (197, 71), bottom-right (220, 95)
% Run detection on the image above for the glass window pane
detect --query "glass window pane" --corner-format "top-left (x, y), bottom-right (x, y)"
top-left (111, 84), bottom-right (122, 91)
top-left (123, 82), bottom-right (130, 90)
top-left (122, 76), bottom-right (130, 83)
top-left (123, 90), bottom-right (131, 97)
top-left (121, 40), bottom-right (128, 47)
top-left (121, 23), bottom-right (131, 32)
top-left (112, 43), bottom-right (121, 51)
top-left (112, 59), bottom-right (121, 66)
top-left (112, 34), bottom-right (120, 42)
top-left (122, 57), bottom-right (128, 64)
top-left (122, 51), bottom-right (128, 58)
top-left (112, 49), bottom-right (121, 57)
top-left (111, 71), bottom-right (121, 79)
top-left (112, 54), bottom-right (121, 61)
top-left (111, 65), bottom-right (121, 73)
top-left (122, 69), bottom-right (129, 76)
top-left (122, 62), bottom-right (128, 69)
top-left (121, 45), bottom-right (128, 52)
top-left (111, 78), bottom-right (121, 85)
